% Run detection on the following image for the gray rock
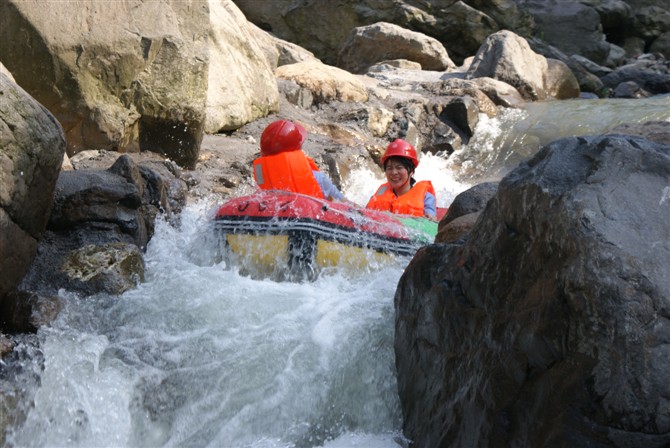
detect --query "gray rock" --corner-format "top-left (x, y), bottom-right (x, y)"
top-left (395, 134), bottom-right (670, 446)
top-left (520, 0), bottom-right (612, 65)
top-left (0, 72), bottom-right (65, 304)
top-left (467, 30), bottom-right (553, 101)
top-left (338, 22), bottom-right (456, 74)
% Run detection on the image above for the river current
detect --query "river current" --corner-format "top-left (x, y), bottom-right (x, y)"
top-left (3, 95), bottom-right (669, 447)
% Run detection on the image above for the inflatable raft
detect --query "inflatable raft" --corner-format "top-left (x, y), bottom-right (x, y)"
top-left (212, 191), bottom-right (440, 281)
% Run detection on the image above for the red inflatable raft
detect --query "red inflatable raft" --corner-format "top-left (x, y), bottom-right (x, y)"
top-left (212, 191), bottom-right (440, 281)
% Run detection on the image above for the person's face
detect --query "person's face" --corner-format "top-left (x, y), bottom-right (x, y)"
top-left (384, 159), bottom-right (410, 190)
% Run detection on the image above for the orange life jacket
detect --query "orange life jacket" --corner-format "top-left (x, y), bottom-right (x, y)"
top-left (253, 150), bottom-right (324, 199)
top-left (366, 180), bottom-right (435, 217)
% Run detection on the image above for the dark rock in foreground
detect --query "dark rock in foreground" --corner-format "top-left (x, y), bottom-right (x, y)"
top-left (395, 135), bottom-right (670, 447)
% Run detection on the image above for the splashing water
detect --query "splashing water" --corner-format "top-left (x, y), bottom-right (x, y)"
top-left (4, 96), bottom-right (669, 447)
top-left (449, 94), bottom-right (670, 183)
top-left (6, 201), bottom-right (409, 448)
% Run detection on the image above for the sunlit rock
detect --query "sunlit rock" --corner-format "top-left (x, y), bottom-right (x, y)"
top-left (0, 0), bottom-right (279, 168)
top-left (0, 72), bottom-right (65, 305)
top-left (205, 0), bottom-right (278, 135)
top-left (276, 61), bottom-right (369, 104)
top-left (338, 22), bottom-right (456, 74)
top-left (467, 30), bottom-right (580, 101)
top-left (235, 0), bottom-right (533, 66)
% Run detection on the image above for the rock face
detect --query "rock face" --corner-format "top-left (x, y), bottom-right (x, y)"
top-left (0, 73), bottom-right (65, 308)
top-left (234, 0), bottom-right (533, 66)
top-left (205, 0), bottom-right (279, 134)
top-left (0, 0), bottom-right (278, 168)
top-left (19, 154), bottom-right (187, 299)
top-left (521, 0), bottom-right (613, 65)
top-left (395, 135), bottom-right (670, 446)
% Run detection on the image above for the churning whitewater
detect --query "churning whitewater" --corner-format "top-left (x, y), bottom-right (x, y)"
top-left (6, 198), bottom-right (412, 448)
top-left (5, 96), bottom-right (669, 447)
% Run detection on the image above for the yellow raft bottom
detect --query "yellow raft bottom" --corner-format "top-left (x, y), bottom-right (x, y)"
top-left (225, 234), bottom-right (395, 279)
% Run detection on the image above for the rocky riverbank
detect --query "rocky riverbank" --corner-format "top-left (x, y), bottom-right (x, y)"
top-left (2, 0), bottom-right (670, 445)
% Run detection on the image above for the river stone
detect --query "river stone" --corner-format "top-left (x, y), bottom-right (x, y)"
top-left (0, 72), bottom-right (65, 305)
top-left (609, 120), bottom-right (670, 145)
top-left (337, 22), bottom-right (456, 74)
top-left (235, 0), bottom-right (533, 66)
top-left (650, 31), bottom-right (670, 59)
top-left (0, 291), bottom-right (63, 333)
top-left (440, 181), bottom-right (498, 226)
top-left (275, 61), bottom-right (369, 104)
top-left (601, 65), bottom-right (670, 95)
top-left (435, 212), bottom-right (480, 244)
top-left (395, 135), bottom-right (670, 446)
top-left (466, 30), bottom-right (550, 101)
top-left (61, 242), bottom-right (144, 295)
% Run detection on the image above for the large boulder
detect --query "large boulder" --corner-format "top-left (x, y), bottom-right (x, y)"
top-left (0, 0), bottom-right (278, 168)
top-left (275, 61), bottom-right (369, 104)
top-left (395, 134), bottom-right (670, 446)
top-left (338, 22), bottom-right (456, 74)
top-left (234, 0), bottom-right (534, 66)
top-left (0, 73), bottom-right (65, 311)
top-left (518, 0), bottom-right (613, 65)
top-left (205, 0), bottom-right (278, 134)
top-left (466, 30), bottom-right (580, 101)
top-left (19, 154), bottom-right (187, 298)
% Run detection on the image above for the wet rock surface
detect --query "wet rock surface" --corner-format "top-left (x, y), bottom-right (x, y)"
top-left (395, 134), bottom-right (670, 446)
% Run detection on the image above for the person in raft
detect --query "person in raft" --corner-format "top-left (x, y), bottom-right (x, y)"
top-left (253, 119), bottom-right (346, 201)
top-left (366, 139), bottom-right (437, 219)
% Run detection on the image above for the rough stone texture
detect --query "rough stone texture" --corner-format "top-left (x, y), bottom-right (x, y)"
top-left (275, 61), bottom-right (369, 104)
top-left (205, 0), bottom-right (279, 134)
top-left (633, 6), bottom-right (670, 41)
top-left (601, 64), bottom-right (670, 95)
top-left (435, 211), bottom-right (480, 244)
top-left (0, 0), bottom-right (278, 168)
top-left (0, 73), bottom-right (65, 303)
top-left (61, 242), bottom-right (145, 295)
top-left (520, 0), bottom-right (613, 65)
top-left (544, 58), bottom-right (582, 99)
top-left (650, 31), bottom-right (670, 59)
top-left (395, 135), bottom-right (670, 447)
top-left (19, 155), bottom-right (186, 299)
top-left (338, 22), bottom-right (456, 74)
top-left (234, 0), bottom-right (534, 66)
top-left (0, 291), bottom-right (63, 333)
top-left (466, 30), bottom-right (551, 101)
top-left (529, 37), bottom-right (607, 97)
top-left (440, 181), bottom-right (498, 226)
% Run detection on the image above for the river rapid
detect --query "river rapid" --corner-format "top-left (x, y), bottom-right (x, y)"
top-left (3, 96), bottom-right (669, 448)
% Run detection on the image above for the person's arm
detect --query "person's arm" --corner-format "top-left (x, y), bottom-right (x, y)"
top-left (313, 170), bottom-right (344, 201)
top-left (424, 191), bottom-right (437, 219)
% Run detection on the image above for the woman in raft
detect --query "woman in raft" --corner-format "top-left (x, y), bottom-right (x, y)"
top-left (366, 139), bottom-right (437, 219)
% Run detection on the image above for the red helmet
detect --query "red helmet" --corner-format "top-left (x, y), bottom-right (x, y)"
top-left (260, 120), bottom-right (307, 156)
top-left (381, 139), bottom-right (419, 167)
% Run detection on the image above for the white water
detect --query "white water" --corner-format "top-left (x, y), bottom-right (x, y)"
top-left (6, 165), bottom-right (466, 448)
top-left (5, 96), bottom-right (670, 448)
top-left (7, 202), bottom-right (411, 448)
